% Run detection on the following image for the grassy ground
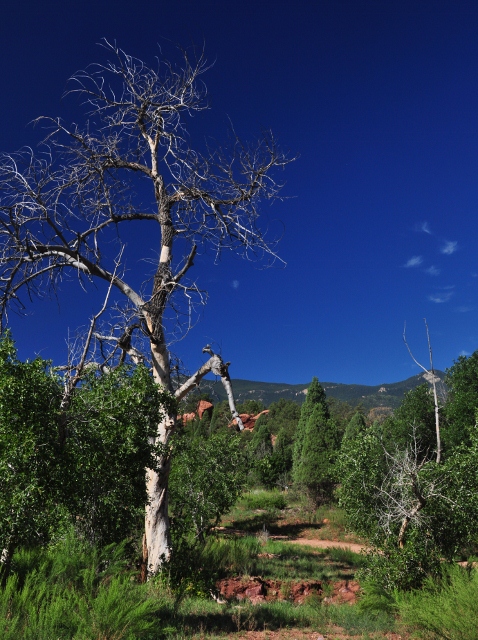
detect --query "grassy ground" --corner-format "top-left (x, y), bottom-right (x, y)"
top-left (220, 488), bottom-right (364, 544)
top-left (1, 491), bottom-right (407, 639)
top-left (191, 489), bottom-right (403, 640)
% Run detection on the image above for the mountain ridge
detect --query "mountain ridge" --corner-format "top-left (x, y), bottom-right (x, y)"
top-left (204, 371), bottom-right (446, 410)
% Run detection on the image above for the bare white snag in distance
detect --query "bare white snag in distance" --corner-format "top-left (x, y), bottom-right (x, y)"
top-left (403, 319), bottom-right (442, 464)
top-left (0, 41), bottom-right (291, 575)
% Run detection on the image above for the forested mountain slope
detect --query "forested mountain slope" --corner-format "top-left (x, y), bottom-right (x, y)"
top-left (206, 371), bottom-right (446, 410)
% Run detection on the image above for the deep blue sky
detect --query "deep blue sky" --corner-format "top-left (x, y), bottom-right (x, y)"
top-left (2, 0), bottom-right (478, 385)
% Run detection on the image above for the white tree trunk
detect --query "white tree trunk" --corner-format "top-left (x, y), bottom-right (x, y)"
top-left (143, 341), bottom-right (174, 576)
top-left (143, 342), bottom-right (244, 577)
top-left (143, 418), bottom-right (174, 573)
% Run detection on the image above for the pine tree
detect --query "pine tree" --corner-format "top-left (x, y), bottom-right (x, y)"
top-left (293, 404), bottom-right (340, 502)
top-left (292, 377), bottom-right (329, 474)
top-left (344, 411), bottom-right (367, 441)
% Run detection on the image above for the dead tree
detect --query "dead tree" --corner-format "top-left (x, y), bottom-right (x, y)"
top-left (0, 42), bottom-right (291, 575)
top-left (403, 319), bottom-right (443, 464)
top-left (376, 428), bottom-right (451, 548)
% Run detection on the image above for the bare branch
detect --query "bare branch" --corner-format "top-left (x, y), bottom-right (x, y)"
top-left (403, 320), bottom-right (442, 464)
top-left (0, 42), bottom-right (292, 574)
top-left (175, 345), bottom-right (244, 430)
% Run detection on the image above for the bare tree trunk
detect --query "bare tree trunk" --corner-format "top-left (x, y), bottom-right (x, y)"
top-left (403, 319), bottom-right (442, 464)
top-left (144, 434), bottom-right (173, 572)
top-left (143, 340), bottom-right (244, 576)
top-left (143, 340), bottom-right (174, 575)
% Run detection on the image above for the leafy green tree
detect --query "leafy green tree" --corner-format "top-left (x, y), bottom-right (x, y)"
top-left (266, 398), bottom-right (300, 436)
top-left (443, 351), bottom-right (478, 451)
top-left (336, 423), bottom-right (387, 539)
top-left (0, 334), bottom-right (64, 575)
top-left (337, 391), bottom-right (478, 591)
top-left (169, 431), bottom-right (249, 544)
top-left (237, 399), bottom-right (265, 415)
top-left (64, 365), bottom-right (169, 546)
top-left (209, 400), bottom-right (232, 433)
top-left (250, 414), bottom-right (273, 458)
top-left (0, 332), bottom-right (172, 575)
top-left (248, 414), bottom-right (275, 487)
top-left (327, 397), bottom-right (357, 437)
top-left (380, 385), bottom-right (437, 460)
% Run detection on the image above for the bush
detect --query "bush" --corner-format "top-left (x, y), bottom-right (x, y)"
top-left (0, 532), bottom-right (164, 639)
top-left (240, 490), bottom-right (287, 511)
top-left (397, 564), bottom-right (478, 639)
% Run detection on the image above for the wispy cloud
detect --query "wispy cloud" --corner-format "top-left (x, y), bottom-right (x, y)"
top-left (460, 350), bottom-right (471, 357)
top-left (231, 279), bottom-right (239, 290)
top-left (441, 241), bottom-right (458, 255)
top-left (404, 256), bottom-right (423, 268)
top-left (455, 305), bottom-right (474, 313)
top-left (425, 265), bottom-right (440, 276)
top-left (421, 221), bottom-right (432, 234)
top-left (428, 291), bottom-right (453, 303)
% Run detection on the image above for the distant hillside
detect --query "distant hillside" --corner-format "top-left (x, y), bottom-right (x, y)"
top-left (204, 372), bottom-right (446, 411)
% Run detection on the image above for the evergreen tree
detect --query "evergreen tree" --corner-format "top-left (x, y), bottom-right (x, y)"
top-left (293, 404), bottom-right (340, 502)
top-left (250, 414), bottom-right (273, 458)
top-left (344, 411), bottom-right (367, 441)
top-left (292, 377), bottom-right (329, 474)
top-left (209, 400), bottom-right (231, 433)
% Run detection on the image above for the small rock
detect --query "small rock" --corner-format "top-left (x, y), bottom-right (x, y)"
top-left (245, 583), bottom-right (265, 597)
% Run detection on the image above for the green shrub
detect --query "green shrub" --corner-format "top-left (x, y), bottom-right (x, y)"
top-left (397, 564), bottom-right (478, 639)
top-left (239, 490), bottom-right (287, 511)
top-left (0, 532), bottom-right (163, 639)
top-left (328, 603), bottom-right (395, 634)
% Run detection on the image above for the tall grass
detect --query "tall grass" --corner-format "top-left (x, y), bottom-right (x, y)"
top-left (0, 532), bottom-right (164, 639)
top-left (238, 490), bottom-right (287, 511)
top-left (397, 564), bottom-right (478, 639)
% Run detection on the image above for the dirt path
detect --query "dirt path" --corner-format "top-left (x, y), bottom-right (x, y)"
top-left (274, 537), bottom-right (367, 554)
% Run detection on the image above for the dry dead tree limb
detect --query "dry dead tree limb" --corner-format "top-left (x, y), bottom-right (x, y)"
top-left (403, 319), bottom-right (442, 464)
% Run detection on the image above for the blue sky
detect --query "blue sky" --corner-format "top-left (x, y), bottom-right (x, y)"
top-left (2, 0), bottom-right (478, 385)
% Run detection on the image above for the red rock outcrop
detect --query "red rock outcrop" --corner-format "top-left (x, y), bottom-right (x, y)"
top-left (230, 409), bottom-right (269, 430)
top-left (197, 400), bottom-right (213, 419)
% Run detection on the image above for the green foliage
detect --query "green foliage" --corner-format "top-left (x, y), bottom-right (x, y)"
top-left (336, 425), bottom-right (388, 539)
top-left (327, 603), bottom-right (395, 635)
top-left (293, 405), bottom-right (340, 502)
top-left (327, 397), bottom-right (358, 436)
top-left (0, 334), bottom-right (65, 569)
top-left (358, 532), bottom-right (442, 593)
top-left (380, 384), bottom-right (437, 457)
top-left (397, 564), bottom-right (478, 639)
top-left (239, 490), bottom-right (287, 511)
top-left (264, 397), bottom-right (300, 435)
top-left (169, 429), bottom-right (249, 545)
top-left (444, 350), bottom-right (478, 452)
top-left (338, 379), bottom-right (478, 592)
top-left (209, 399), bottom-right (231, 433)
top-left (344, 411), bottom-right (367, 440)
top-left (292, 377), bottom-right (329, 476)
top-left (236, 399), bottom-right (265, 415)
top-left (0, 333), bottom-right (174, 564)
top-left (166, 441), bottom-right (254, 593)
top-left (248, 398), bottom-right (300, 488)
top-left (64, 364), bottom-right (170, 546)
top-left (0, 532), bottom-right (163, 639)
top-left (292, 379), bottom-right (339, 502)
